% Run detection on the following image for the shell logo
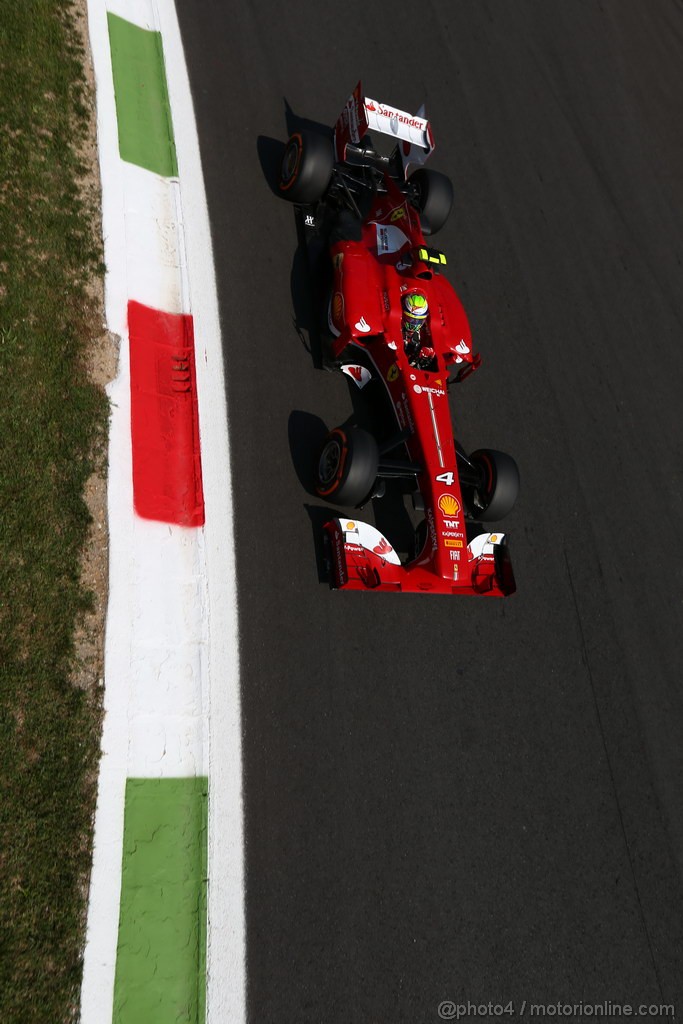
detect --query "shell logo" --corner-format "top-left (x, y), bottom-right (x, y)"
top-left (438, 493), bottom-right (460, 516)
top-left (346, 521), bottom-right (355, 530)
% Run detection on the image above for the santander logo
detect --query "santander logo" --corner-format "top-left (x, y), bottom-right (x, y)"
top-left (376, 106), bottom-right (425, 130)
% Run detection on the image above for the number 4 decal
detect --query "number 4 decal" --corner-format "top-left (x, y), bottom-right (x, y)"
top-left (436, 471), bottom-right (455, 486)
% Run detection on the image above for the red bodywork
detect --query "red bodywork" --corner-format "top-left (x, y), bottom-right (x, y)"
top-left (324, 176), bottom-right (515, 596)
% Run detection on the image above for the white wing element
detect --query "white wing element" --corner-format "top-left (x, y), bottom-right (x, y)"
top-left (468, 532), bottom-right (506, 560)
top-left (342, 519), bottom-right (402, 565)
top-left (364, 97), bottom-right (430, 147)
top-left (341, 364), bottom-right (373, 388)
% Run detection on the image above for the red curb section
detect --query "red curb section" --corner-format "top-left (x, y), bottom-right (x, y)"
top-left (128, 300), bottom-right (205, 527)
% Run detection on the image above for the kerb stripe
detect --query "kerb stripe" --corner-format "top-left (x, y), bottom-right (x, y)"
top-left (128, 300), bottom-right (205, 527)
top-left (113, 777), bottom-right (208, 1023)
top-left (107, 13), bottom-right (178, 176)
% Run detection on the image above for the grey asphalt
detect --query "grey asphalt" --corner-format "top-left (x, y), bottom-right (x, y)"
top-left (175, 2), bottom-right (683, 1020)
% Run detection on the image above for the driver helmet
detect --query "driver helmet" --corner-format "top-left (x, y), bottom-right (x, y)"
top-left (402, 291), bottom-right (429, 334)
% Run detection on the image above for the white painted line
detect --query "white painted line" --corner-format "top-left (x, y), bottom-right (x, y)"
top-left (81, 6), bottom-right (130, 1012)
top-left (126, 519), bottom-right (209, 778)
top-left (106, 0), bottom-right (156, 31)
top-left (87, 0), bottom-right (127, 339)
top-left (121, 162), bottom-right (185, 314)
top-left (157, 3), bottom-right (246, 1020)
top-left (79, 313), bottom-right (129, 1015)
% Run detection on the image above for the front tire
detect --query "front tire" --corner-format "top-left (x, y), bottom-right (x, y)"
top-left (467, 448), bottom-right (520, 522)
top-left (315, 427), bottom-right (379, 507)
top-left (278, 130), bottom-right (334, 204)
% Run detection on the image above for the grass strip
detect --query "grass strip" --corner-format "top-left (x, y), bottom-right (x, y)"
top-left (113, 778), bottom-right (208, 1024)
top-left (0, 1), bottom-right (108, 1020)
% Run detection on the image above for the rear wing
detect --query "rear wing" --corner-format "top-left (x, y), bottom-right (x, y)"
top-left (334, 80), bottom-right (435, 178)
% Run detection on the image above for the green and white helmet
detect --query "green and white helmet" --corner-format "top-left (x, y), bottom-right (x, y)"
top-left (402, 291), bottom-right (429, 332)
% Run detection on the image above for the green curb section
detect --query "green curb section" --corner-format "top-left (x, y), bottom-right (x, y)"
top-left (113, 777), bottom-right (208, 1024)
top-left (107, 13), bottom-right (178, 177)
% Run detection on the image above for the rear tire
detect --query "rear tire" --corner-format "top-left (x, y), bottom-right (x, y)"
top-left (315, 427), bottom-right (379, 507)
top-left (408, 168), bottom-right (453, 235)
top-left (467, 448), bottom-right (520, 522)
top-left (278, 130), bottom-right (334, 204)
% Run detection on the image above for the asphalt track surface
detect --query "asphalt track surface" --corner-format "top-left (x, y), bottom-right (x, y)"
top-left (176, 3), bottom-right (683, 1020)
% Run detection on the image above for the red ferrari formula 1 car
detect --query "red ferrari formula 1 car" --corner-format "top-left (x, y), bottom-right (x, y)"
top-left (277, 83), bottom-right (519, 596)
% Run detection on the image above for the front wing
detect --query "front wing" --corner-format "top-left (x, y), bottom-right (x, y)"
top-left (324, 518), bottom-right (516, 597)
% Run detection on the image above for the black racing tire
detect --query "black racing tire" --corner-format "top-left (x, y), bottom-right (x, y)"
top-left (408, 168), bottom-right (454, 235)
top-left (468, 448), bottom-right (520, 522)
top-left (278, 130), bottom-right (334, 205)
top-left (315, 427), bottom-right (379, 507)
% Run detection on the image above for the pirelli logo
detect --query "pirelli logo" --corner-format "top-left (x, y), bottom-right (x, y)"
top-left (445, 539), bottom-right (463, 549)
